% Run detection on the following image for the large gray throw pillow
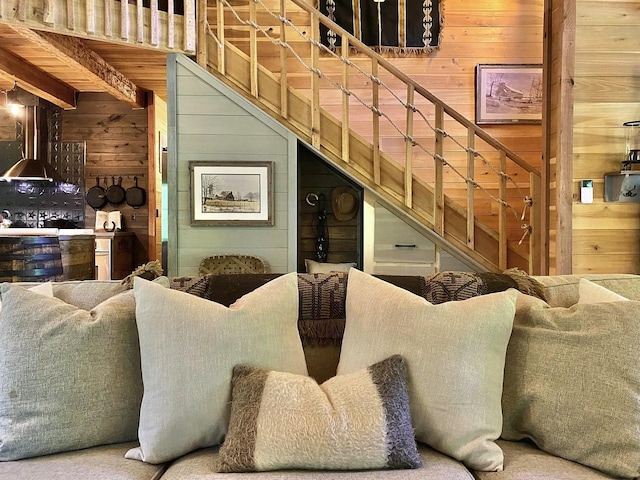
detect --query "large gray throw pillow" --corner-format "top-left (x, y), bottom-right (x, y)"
top-left (338, 269), bottom-right (517, 472)
top-left (0, 284), bottom-right (142, 461)
top-left (126, 273), bottom-right (308, 464)
top-left (502, 294), bottom-right (640, 478)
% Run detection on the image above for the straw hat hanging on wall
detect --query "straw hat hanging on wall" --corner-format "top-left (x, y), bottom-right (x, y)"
top-left (331, 186), bottom-right (359, 221)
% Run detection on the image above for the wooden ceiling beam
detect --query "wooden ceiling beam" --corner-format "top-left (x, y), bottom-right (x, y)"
top-left (10, 26), bottom-right (146, 109)
top-left (0, 46), bottom-right (77, 109)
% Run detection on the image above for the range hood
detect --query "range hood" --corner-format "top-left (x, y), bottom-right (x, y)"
top-left (2, 99), bottom-right (65, 183)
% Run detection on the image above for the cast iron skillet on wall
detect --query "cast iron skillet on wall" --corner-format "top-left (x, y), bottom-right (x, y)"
top-left (125, 176), bottom-right (146, 208)
top-left (86, 177), bottom-right (107, 210)
top-left (106, 176), bottom-right (126, 205)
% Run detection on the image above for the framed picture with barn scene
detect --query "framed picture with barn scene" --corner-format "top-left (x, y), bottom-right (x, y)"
top-left (190, 161), bottom-right (274, 226)
top-left (475, 64), bottom-right (543, 125)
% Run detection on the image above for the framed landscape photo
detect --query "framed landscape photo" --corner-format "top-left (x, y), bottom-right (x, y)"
top-left (190, 161), bottom-right (274, 226)
top-left (475, 64), bottom-right (543, 125)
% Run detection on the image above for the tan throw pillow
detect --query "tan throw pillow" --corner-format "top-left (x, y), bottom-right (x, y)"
top-left (218, 355), bottom-right (421, 472)
top-left (0, 284), bottom-right (142, 460)
top-left (578, 278), bottom-right (629, 303)
top-left (305, 259), bottom-right (356, 273)
top-left (126, 273), bottom-right (308, 464)
top-left (502, 294), bottom-right (640, 478)
top-left (338, 269), bottom-right (517, 472)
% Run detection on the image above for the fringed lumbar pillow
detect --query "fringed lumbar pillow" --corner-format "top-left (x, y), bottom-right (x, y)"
top-left (217, 355), bottom-right (421, 472)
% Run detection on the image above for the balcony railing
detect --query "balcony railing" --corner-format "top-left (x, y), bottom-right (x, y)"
top-left (0, 0), bottom-right (196, 52)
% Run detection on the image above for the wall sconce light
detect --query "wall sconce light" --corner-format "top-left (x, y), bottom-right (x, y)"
top-left (5, 83), bottom-right (24, 116)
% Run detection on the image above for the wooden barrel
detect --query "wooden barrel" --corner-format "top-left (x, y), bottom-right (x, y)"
top-left (58, 234), bottom-right (96, 280)
top-left (0, 236), bottom-right (63, 282)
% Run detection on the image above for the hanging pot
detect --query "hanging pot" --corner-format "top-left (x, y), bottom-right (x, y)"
top-left (86, 177), bottom-right (107, 210)
top-left (106, 176), bottom-right (126, 205)
top-left (125, 176), bottom-right (146, 208)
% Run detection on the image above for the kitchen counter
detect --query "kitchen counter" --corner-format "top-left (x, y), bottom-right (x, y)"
top-left (0, 228), bottom-right (95, 236)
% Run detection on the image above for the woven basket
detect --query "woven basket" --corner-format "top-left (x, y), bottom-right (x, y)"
top-left (198, 254), bottom-right (268, 275)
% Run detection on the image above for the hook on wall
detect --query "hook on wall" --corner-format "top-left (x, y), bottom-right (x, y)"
top-left (305, 192), bottom-right (319, 206)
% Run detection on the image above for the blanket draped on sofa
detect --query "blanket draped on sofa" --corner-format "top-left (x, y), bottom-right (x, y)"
top-left (170, 270), bottom-right (545, 347)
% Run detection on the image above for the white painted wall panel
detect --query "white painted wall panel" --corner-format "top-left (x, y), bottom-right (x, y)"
top-left (168, 55), bottom-right (297, 275)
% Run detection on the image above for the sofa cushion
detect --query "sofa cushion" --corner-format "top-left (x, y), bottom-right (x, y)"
top-left (534, 273), bottom-right (640, 307)
top-left (218, 355), bottom-right (421, 472)
top-left (0, 282), bottom-right (53, 315)
top-left (126, 274), bottom-right (308, 464)
top-left (0, 442), bottom-right (165, 480)
top-left (0, 284), bottom-right (143, 461)
top-left (163, 443), bottom-right (474, 480)
top-left (337, 269), bottom-right (517, 472)
top-left (578, 278), bottom-right (629, 303)
top-left (473, 440), bottom-right (620, 480)
top-left (502, 294), bottom-right (640, 478)
top-left (51, 280), bottom-right (129, 310)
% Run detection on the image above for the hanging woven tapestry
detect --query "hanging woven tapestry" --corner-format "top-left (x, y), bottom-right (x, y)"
top-left (319, 0), bottom-right (442, 54)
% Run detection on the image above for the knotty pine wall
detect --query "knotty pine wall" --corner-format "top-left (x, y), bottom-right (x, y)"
top-left (149, 94), bottom-right (167, 264)
top-left (62, 93), bottom-right (151, 268)
top-left (298, 145), bottom-right (363, 270)
top-left (570, 1), bottom-right (640, 274)
top-left (221, 0), bottom-right (544, 246)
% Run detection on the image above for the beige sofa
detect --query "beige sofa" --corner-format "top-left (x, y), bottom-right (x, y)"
top-left (0, 271), bottom-right (638, 480)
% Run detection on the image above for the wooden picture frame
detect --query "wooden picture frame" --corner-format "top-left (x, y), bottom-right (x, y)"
top-left (475, 64), bottom-right (543, 125)
top-left (190, 161), bottom-right (274, 226)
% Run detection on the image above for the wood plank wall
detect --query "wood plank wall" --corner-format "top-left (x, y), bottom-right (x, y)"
top-left (152, 94), bottom-right (167, 264)
top-left (222, 0), bottom-right (544, 245)
top-left (571, 1), bottom-right (640, 273)
top-left (62, 92), bottom-right (151, 269)
top-left (298, 145), bottom-right (362, 271)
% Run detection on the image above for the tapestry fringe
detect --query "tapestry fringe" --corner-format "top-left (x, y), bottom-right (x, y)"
top-left (322, 44), bottom-right (439, 57)
top-left (298, 318), bottom-right (345, 347)
top-left (503, 268), bottom-right (547, 302)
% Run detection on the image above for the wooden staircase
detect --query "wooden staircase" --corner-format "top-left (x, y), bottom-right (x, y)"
top-left (199, 0), bottom-right (544, 274)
